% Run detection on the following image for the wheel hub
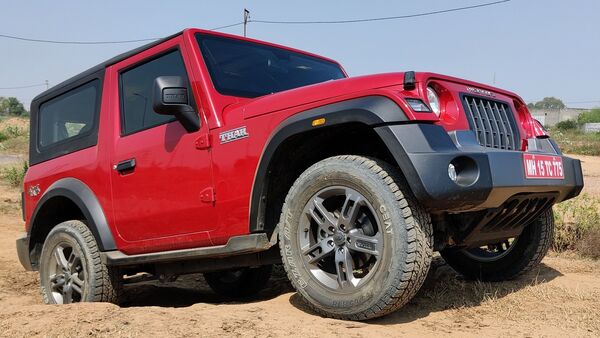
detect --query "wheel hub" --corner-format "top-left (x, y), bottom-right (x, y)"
top-left (332, 231), bottom-right (346, 246)
top-left (47, 243), bottom-right (85, 304)
top-left (299, 186), bottom-right (384, 292)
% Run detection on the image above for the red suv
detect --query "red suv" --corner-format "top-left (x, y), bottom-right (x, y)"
top-left (16, 28), bottom-right (583, 320)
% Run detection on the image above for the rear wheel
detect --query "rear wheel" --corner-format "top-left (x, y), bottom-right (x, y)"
top-left (204, 265), bottom-right (272, 298)
top-left (39, 220), bottom-right (121, 304)
top-left (440, 209), bottom-right (554, 281)
top-left (279, 156), bottom-right (433, 320)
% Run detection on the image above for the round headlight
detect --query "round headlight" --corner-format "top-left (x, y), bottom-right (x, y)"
top-left (426, 87), bottom-right (441, 116)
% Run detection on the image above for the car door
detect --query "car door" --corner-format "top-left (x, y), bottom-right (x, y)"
top-left (109, 40), bottom-right (216, 253)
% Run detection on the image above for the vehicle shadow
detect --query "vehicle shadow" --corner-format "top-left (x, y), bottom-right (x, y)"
top-left (120, 256), bottom-right (562, 321)
top-left (119, 265), bottom-right (295, 308)
top-left (288, 256), bottom-right (563, 323)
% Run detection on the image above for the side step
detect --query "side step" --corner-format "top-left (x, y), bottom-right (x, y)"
top-left (101, 234), bottom-right (271, 266)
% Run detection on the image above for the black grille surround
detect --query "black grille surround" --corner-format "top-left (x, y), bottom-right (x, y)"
top-left (461, 94), bottom-right (521, 150)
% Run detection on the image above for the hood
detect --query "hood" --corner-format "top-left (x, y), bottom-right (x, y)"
top-left (240, 72), bottom-right (406, 119)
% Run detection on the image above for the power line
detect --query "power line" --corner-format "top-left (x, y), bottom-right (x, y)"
top-left (0, 34), bottom-right (159, 45)
top-left (210, 22), bottom-right (245, 31)
top-left (0, 22), bottom-right (244, 45)
top-left (0, 2), bottom-right (511, 92)
top-left (250, 0), bottom-right (510, 25)
top-left (0, 83), bottom-right (47, 90)
top-left (0, 1), bottom-right (510, 45)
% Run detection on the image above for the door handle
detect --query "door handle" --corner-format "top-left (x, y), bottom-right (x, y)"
top-left (114, 158), bottom-right (136, 173)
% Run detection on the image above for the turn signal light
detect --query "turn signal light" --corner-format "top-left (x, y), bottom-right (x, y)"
top-left (312, 118), bottom-right (326, 127)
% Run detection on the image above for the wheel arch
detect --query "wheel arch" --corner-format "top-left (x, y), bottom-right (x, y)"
top-left (27, 178), bottom-right (116, 269)
top-left (249, 95), bottom-right (409, 236)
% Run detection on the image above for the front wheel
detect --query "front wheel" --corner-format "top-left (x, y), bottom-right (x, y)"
top-left (279, 156), bottom-right (433, 320)
top-left (440, 209), bottom-right (555, 281)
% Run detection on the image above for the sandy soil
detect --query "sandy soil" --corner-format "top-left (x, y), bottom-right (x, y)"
top-left (0, 156), bottom-right (598, 337)
top-left (571, 154), bottom-right (600, 196)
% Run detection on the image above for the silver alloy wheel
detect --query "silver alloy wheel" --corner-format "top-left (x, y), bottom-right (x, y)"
top-left (298, 186), bottom-right (383, 292)
top-left (46, 243), bottom-right (85, 304)
top-left (462, 237), bottom-right (519, 263)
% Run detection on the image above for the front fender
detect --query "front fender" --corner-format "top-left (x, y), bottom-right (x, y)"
top-left (249, 95), bottom-right (407, 233)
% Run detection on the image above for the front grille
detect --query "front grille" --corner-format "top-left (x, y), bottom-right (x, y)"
top-left (462, 95), bottom-right (520, 150)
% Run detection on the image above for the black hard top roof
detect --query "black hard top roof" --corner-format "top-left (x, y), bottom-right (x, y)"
top-left (31, 31), bottom-right (181, 105)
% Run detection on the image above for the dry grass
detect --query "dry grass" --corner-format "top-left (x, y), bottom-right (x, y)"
top-left (0, 117), bottom-right (29, 156)
top-left (553, 194), bottom-right (600, 258)
top-left (577, 228), bottom-right (600, 259)
top-left (550, 128), bottom-right (600, 156)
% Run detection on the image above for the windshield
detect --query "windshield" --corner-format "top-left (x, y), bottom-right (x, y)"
top-left (196, 33), bottom-right (346, 98)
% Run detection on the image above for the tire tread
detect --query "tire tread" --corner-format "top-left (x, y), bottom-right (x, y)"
top-left (278, 155), bottom-right (433, 320)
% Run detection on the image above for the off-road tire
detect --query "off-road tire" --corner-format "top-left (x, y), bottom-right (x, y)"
top-left (278, 155), bottom-right (433, 320)
top-left (204, 265), bottom-right (272, 298)
top-left (440, 209), bottom-right (554, 281)
top-left (39, 220), bottom-right (121, 304)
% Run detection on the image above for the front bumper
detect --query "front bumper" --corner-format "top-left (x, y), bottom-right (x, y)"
top-left (16, 232), bottom-right (34, 271)
top-left (376, 124), bottom-right (583, 212)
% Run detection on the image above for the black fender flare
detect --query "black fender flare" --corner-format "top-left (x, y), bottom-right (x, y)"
top-left (29, 177), bottom-right (116, 251)
top-left (249, 95), bottom-right (408, 233)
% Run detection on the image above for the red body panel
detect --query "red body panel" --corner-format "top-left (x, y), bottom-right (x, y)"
top-left (23, 28), bottom-right (540, 254)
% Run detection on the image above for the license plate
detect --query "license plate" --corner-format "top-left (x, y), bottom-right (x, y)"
top-left (523, 154), bottom-right (564, 179)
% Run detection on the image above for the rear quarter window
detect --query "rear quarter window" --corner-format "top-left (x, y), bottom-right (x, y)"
top-left (38, 80), bottom-right (100, 149)
top-left (30, 77), bottom-right (102, 165)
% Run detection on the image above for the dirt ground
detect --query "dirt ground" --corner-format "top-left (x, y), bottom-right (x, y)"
top-left (0, 155), bottom-right (598, 337)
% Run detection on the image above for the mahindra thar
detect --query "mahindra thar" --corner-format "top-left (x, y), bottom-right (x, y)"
top-left (16, 28), bottom-right (583, 320)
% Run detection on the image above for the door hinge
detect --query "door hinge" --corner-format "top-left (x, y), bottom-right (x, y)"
top-left (200, 187), bottom-right (216, 203)
top-left (195, 134), bottom-right (211, 150)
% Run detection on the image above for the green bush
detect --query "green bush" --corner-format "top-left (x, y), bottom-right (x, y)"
top-left (555, 119), bottom-right (577, 130)
top-left (577, 108), bottom-right (600, 124)
top-left (2, 161), bottom-right (28, 188)
top-left (0, 131), bottom-right (8, 142)
top-left (3, 125), bottom-right (26, 138)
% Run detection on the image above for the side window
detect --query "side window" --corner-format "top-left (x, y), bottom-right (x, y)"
top-left (119, 49), bottom-right (193, 135)
top-left (38, 80), bottom-right (100, 148)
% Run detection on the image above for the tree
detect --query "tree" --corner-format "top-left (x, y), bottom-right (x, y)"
top-left (0, 96), bottom-right (28, 116)
top-left (527, 97), bottom-right (566, 110)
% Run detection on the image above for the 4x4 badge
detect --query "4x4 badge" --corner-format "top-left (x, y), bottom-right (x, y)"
top-left (28, 184), bottom-right (41, 197)
top-left (219, 126), bottom-right (249, 144)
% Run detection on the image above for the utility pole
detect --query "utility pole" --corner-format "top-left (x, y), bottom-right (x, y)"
top-left (45, 80), bottom-right (49, 90)
top-left (243, 9), bottom-right (250, 37)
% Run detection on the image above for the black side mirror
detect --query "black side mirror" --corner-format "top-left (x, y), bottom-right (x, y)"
top-left (152, 76), bottom-right (200, 133)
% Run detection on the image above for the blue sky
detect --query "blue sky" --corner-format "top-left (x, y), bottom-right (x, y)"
top-left (1, 0), bottom-right (599, 108)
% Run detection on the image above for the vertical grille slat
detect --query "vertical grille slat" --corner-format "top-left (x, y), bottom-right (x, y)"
top-left (486, 101), bottom-right (502, 148)
top-left (499, 104), bottom-right (517, 150)
top-left (491, 102), bottom-right (509, 149)
top-left (479, 99), bottom-right (496, 148)
top-left (462, 95), bottom-right (520, 150)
